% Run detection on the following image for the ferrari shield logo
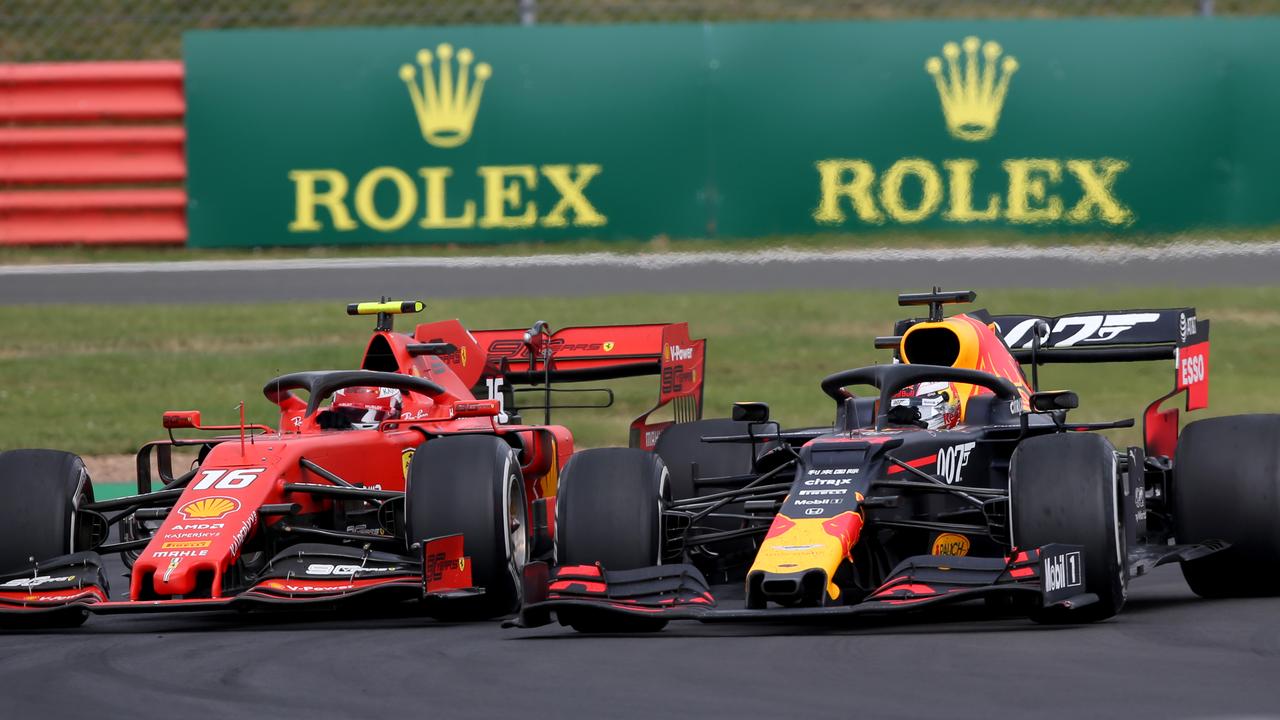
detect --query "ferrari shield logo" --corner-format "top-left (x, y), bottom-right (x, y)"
top-left (402, 448), bottom-right (415, 479)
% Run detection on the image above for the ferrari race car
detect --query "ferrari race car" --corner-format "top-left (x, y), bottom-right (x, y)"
top-left (0, 300), bottom-right (706, 627)
top-left (511, 289), bottom-right (1279, 632)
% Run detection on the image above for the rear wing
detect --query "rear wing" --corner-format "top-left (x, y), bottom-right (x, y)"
top-left (987, 308), bottom-right (1209, 408)
top-left (888, 291), bottom-right (1210, 458)
top-left (988, 308), bottom-right (1209, 458)
top-left (413, 320), bottom-right (705, 448)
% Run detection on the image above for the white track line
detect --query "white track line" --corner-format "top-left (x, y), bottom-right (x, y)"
top-left (3, 241), bottom-right (1280, 276)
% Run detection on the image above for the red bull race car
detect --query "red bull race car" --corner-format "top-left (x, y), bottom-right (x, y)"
top-left (0, 300), bottom-right (706, 627)
top-left (511, 289), bottom-right (1279, 632)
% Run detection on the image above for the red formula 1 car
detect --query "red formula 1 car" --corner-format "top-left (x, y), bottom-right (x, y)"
top-left (0, 301), bottom-right (706, 627)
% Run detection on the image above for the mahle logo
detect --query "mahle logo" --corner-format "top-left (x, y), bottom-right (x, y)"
top-left (925, 36), bottom-right (1018, 142)
top-left (815, 36), bottom-right (1132, 228)
top-left (399, 43), bottom-right (491, 149)
top-left (288, 43), bottom-right (606, 236)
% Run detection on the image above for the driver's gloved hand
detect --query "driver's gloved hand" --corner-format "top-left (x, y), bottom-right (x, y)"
top-left (316, 411), bottom-right (354, 430)
top-left (886, 404), bottom-right (927, 429)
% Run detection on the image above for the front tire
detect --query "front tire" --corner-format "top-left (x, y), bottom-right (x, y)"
top-left (555, 448), bottom-right (668, 632)
top-left (1174, 414), bottom-right (1280, 598)
top-left (406, 435), bottom-right (528, 619)
top-left (1010, 433), bottom-right (1126, 623)
top-left (0, 450), bottom-right (95, 628)
top-left (0, 450), bottom-right (94, 573)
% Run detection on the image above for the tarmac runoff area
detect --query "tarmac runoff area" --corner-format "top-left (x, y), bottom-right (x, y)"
top-left (0, 550), bottom-right (1277, 720)
top-left (2, 241), bottom-right (1280, 304)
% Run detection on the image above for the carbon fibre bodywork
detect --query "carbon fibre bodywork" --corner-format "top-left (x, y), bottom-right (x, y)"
top-left (511, 290), bottom-right (1226, 630)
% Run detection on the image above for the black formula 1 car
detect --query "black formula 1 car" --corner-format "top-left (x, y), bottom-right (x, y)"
top-left (510, 289), bottom-right (1278, 632)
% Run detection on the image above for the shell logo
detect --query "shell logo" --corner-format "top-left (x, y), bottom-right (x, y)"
top-left (177, 496), bottom-right (241, 520)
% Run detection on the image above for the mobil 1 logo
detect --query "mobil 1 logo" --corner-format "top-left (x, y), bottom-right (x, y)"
top-left (1042, 550), bottom-right (1083, 595)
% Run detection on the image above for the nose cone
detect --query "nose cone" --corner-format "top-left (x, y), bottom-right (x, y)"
top-left (131, 494), bottom-right (258, 600)
top-left (151, 554), bottom-right (208, 596)
top-left (747, 511), bottom-right (864, 607)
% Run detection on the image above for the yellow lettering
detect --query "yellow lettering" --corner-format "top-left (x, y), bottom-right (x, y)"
top-left (814, 160), bottom-right (881, 224)
top-left (540, 164), bottom-right (606, 227)
top-left (288, 169), bottom-right (357, 232)
top-left (943, 159), bottom-right (1000, 222)
top-left (478, 165), bottom-right (538, 229)
top-left (418, 168), bottom-right (476, 229)
top-left (1066, 159), bottom-right (1132, 225)
top-left (880, 159), bottom-right (942, 223)
top-left (353, 167), bottom-right (416, 232)
top-left (1004, 159), bottom-right (1063, 223)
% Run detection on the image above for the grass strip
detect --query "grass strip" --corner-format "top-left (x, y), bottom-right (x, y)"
top-left (1, 286), bottom-right (1275, 456)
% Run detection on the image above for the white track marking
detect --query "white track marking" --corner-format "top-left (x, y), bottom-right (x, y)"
top-left (4, 241), bottom-right (1280, 276)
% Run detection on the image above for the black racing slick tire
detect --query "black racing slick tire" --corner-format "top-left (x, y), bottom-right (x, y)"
top-left (1174, 414), bottom-right (1280, 598)
top-left (655, 419), bottom-right (761, 577)
top-left (0, 450), bottom-right (95, 628)
top-left (655, 419), bottom-right (757, 502)
top-left (555, 448), bottom-right (668, 632)
top-left (0, 450), bottom-right (95, 574)
top-left (1010, 433), bottom-right (1126, 623)
top-left (406, 435), bottom-right (528, 620)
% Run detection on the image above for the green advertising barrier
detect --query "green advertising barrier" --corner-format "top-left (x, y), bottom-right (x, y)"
top-left (184, 19), bottom-right (1280, 247)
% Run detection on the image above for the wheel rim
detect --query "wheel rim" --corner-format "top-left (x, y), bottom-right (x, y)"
top-left (507, 472), bottom-right (528, 568)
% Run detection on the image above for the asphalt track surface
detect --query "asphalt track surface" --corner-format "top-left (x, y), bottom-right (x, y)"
top-left (0, 560), bottom-right (1278, 719)
top-left (4, 242), bottom-right (1280, 304)
top-left (2, 247), bottom-right (1279, 718)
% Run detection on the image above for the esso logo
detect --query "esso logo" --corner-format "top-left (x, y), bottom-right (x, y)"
top-left (1181, 354), bottom-right (1206, 386)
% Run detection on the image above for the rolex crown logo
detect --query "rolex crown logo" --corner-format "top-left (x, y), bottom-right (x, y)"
top-left (399, 43), bottom-right (492, 149)
top-left (925, 36), bottom-right (1018, 142)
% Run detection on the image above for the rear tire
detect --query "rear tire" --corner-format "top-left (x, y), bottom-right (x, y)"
top-left (654, 419), bottom-right (756, 502)
top-left (655, 419), bottom-right (760, 578)
top-left (1010, 433), bottom-right (1126, 623)
top-left (1174, 414), bottom-right (1280, 598)
top-left (556, 448), bottom-right (668, 632)
top-left (0, 450), bottom-right (95, 628)
top-left (406, 435), bottom-right (528, 620)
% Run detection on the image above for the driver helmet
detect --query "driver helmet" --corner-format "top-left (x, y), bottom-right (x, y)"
top-left (889, 381), bottom-right (961, 430)
top-left (330, 386), bottom-right (402, 429)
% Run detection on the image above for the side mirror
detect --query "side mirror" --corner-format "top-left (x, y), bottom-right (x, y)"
top-left (732, 401), bottom-right (770, 423)
top-left (1030, 390), bottom-right (1079, 413)
top-left (162, 410), bottom-right (202, 429)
